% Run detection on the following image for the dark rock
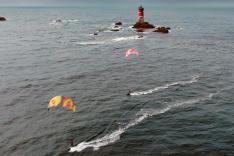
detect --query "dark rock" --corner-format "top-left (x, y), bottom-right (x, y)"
top-left (93, 32), bottom-right (98, 35)
top-left (133, 22), bottom-right (155, 29)
top-left (110, 29), bottom-right (120, 32)
top-left (0, 17), bottom-right (6, 21)
top-left (166, 27), bottom-right (171, 30)
top-left (153, 26), bottom-right (170, 33)
top-left (115, 22), bottom-right (122, 26)
top-left (55, 19), bottom-right (62, 23)
top-left (110, 25), bottom-right (122, 32)
top-left (113, 25), bottom-right (119, 28)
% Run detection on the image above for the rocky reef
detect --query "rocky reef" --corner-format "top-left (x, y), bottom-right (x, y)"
top-left (114, 22), bottom-right (122, 26)
top-left (132, 22), bottom-right (155, 29)
top-left (110, 23), bottom-right (123, 31)
top-left (0, 17), bottom-right (6, 21)
top-left (153, 26), bottom-right (171, 33)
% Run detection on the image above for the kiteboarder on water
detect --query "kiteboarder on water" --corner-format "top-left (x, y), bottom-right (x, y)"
top-left (69, 138), bottom-right (75, 147)
top-left (127, 89), bottom-right (132, 96)
top-left (138, 32), bottom-right (143, 38)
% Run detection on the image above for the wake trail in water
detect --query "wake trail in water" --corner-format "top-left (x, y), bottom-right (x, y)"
top-left (131, 75), bottom-right (199, 96)
top-left (69, 91), bottom-right (215, 153)
top-left (76, 41), bottom-right (106, 45)
top-left (49, 19), bottom-right (79, 26)
top-left (112, 36), bottom-right (144, 42)
top-left (76, 35), bottom-right (144, 46)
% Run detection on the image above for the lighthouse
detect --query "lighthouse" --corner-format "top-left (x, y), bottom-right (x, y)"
top-left (133, 6), bottom-right (155, 29)
top-left (138, 6), bottom-right (144, 24)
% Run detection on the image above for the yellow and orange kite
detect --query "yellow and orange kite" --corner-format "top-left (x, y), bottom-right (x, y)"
top-left (48, 96), bottom-right (76, 112)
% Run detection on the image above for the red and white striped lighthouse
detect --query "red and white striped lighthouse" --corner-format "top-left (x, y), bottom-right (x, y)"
top-left (133, 5), bottom-right (155, 29)
top-left (138, 6), bottom-right (144, 23)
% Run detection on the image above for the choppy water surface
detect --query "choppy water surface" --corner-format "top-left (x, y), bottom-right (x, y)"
top-left (0, 4), bottom-right (234, 156)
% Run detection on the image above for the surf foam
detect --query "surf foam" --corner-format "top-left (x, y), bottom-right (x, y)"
top-left (77, 35), bottom-right (143, 45)
top-left (112, 36), bottom-right (143, 42)
top-left (49, 19), bottom-right (78, 25)
top-left (69, 91), bottom-right (214, 153)
top-left (76, 41), bottom-right (106, 45)
top-left (131, 75), bottom-right (199, 96)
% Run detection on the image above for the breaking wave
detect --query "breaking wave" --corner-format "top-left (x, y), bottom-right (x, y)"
top-left (49, 19), bottom-right (79, 25)
top-left (174, 26), bottom-right (184, 30)
top-left (112, 36), bottom-right (144, 42)
top-left (69, 92), bottom-right (215, 153)
top-left (131, 75), bottom-right (199, 96)
top-left (76, 41), bottom-right (106, 45)
top-left (76, 35), bottom-right (143, 45)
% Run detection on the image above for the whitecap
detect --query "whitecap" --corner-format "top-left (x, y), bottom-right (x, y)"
top-left (76, 41), bottom-right (106, 45)
top-left (112, 36), bottom-right (143, 42)
top-left (49, 19), bottom-right (78, 25)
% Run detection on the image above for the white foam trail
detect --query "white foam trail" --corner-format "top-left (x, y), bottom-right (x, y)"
top-left (112, 36), bottom-right (143, 42)
top-left (70, 128), bottom-right (125, 152)
top-left (49, 21), bottom-right (63, 26)
top-left (76, 41), bottom-right (106, 45)
top-left (131, 75), bottom-right (199, 96)
top-left (76, 35), bottom-right (144, 45)
top-left (103, 30), bottom-right (113, 33)
top-left (49, 19), bottom-right (78, 25)
top-left (69, 92), bottom-right (214, 153)
top-left (63, 19), bottom-right (79, 23)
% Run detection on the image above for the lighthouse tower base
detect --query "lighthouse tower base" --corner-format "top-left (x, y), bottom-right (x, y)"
top-left (133, 21), bottom-right (155, 29)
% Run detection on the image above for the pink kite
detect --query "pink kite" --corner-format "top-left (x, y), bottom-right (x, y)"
top-left (125, 48), bottom-right (139, 57)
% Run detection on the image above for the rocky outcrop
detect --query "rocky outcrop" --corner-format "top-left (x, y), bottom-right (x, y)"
top-left (0, 17), bottom-right (6, 21)
top-left (110, 28), bottom-right (120, 32)
top-left (153, 26), bottom-right (170, 33)
top-left (55, 19), bottom-right (62, 23)
top-left (165, 27), bottom-right (171, 30)
top-left (114, 22), bottom-right (122, 26)
top-left (133, 22), bottom-right (155, 29)
top-left (110, 25), bottom-right (122, 32)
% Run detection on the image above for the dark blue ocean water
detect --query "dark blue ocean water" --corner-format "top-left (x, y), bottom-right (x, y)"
top-left (0, 3), bottom-right (234, 156)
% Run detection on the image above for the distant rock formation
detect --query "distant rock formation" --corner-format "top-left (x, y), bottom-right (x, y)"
top-left (133, 22), bottom-right (155, 29)
top-left (153, 26), bottom-right (170, 33)
top-left (114, 22), bottom-right (122, 26)
top-left (110, 28), bottom-right (120, 32)
top-left (165, 27), bottom-right (171, 30)
top-left (0, 17), bottom-right (6, 21)
top-left (55, 19), bottom-right (62, 23)
top-left (110, 25), bottom-right (122, 32)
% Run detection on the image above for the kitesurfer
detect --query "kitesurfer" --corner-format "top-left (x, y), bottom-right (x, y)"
top-left (69, 138), bottom-right (75, 147)
top-left (138, 32), bottom-right (143, 38)
top-left (127, 90), bottom-right (131, 96)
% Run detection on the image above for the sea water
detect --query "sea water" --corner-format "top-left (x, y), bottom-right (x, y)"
top-left (0, 2), bottom-right (234, 155)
